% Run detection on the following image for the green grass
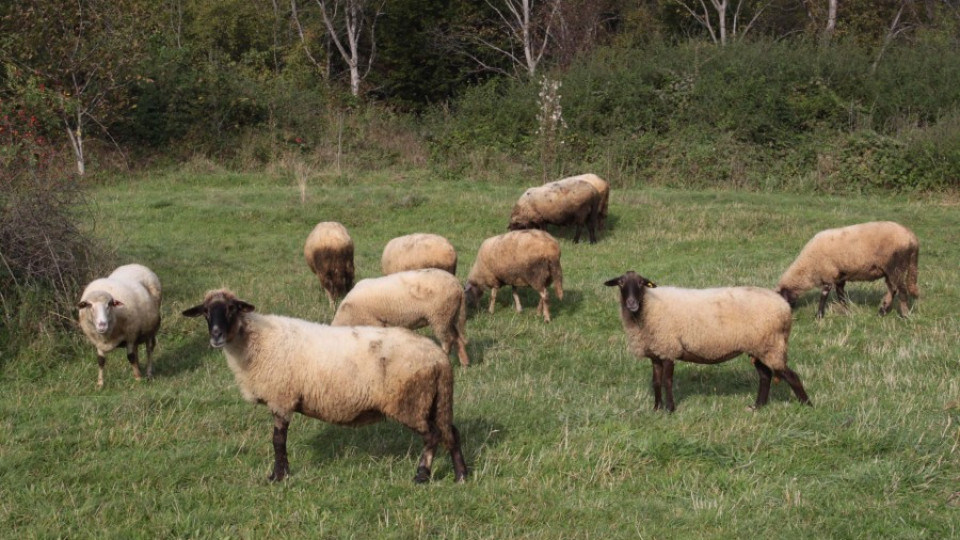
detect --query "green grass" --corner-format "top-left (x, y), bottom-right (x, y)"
top-left (2, 169), bottom-right (959, 538)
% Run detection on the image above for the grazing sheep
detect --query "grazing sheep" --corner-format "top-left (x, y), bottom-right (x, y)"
top-left (332, 269), bottom-right (470, 366)
top-left (182, 289), bottom-right (468, 483)
top-left (381, 233), bottom-right (458, 275)
top-left (304, 221), bottom-right (354, 306)
top-left (776, 221), bottom-right (920, 319)
top-left (508, 177), bottom-right (601, 243)
top-left (604, 271), bottom-right (810, 412)
top-left (77, 263), bottom-right (162, 388)
top-left (465, 230), bottom-right (563, 322)
top-left (567, 174), bottom-right (610, 231)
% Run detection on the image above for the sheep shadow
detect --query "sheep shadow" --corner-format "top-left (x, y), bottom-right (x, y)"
top-left (461, 337), bottom-right (495, 366)
top-left (792, 287), bottom-right (890, 317)
top-left (465, 287), bottom-right (582, 321)
top-left (305, 416), bottom-right (504, 479)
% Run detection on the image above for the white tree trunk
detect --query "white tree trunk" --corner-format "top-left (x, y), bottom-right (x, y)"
top-left (64, 110), bottom-right (85, 176)
top-left (316, 0), bottom-right (381, 97)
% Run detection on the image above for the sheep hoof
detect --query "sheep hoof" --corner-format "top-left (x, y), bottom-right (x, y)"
top-left (268, 467), bottom-right (289, 482)
top-left (413, 466), bottom-right (431, 484)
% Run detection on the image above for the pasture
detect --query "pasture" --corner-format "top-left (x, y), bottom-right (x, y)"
top-left (2, 169), bottom-right (958, 537)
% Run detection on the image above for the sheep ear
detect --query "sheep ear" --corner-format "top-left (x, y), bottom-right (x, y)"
top-left (603, 277), bottom-right (622, 287)
top-left (236, 300), bottom-right (256, 313)
top-left (182, 304), bottom-right (206, 317)
top-left (77, 301), bottom-right (90, 309)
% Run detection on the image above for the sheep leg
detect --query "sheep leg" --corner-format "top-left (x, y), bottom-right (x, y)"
top-left (776, 368), bottom-right (811, 406)
top-left (126, 344), bottom-right (143, 382)
top-left (96, 353), bottom-right (106, 389)
top-left (538, 288), bottom-right (551, 322)
top-left (836, 280), bottom-right (849, 305)
top-left (512, 287), bottom-right (522, 313)
top-left (269, 414), bottom-right (291, 482)
top-left (752, 359), bottom-right (773, 409)
top-left (449, 425), bottom-right (468, 483)
top-left (455, 337), bottom-right (470, 367)
top-left (662, 359), bottom-right (676, 412)
top-left (879, 275), bottom-right (897, 316)
top-left (573, 224), bottom-right (583, 244)
top-left (145, 336), bottom-right (156, 380)
top-left (816, 284), bottom-right (832, 319)
top-left (488, 287), bottom-right (498, 314)
top-left (414, 427), bottom-right (441, 484)
top-left (651, 358), bottom-right (675, 411)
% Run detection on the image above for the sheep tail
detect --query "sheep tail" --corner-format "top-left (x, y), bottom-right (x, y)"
top-left (434, 362), bottom-right (458, 448)
top-left (907, 245), bottom-right (920, 298)
top-left (550, 258), bottom-right (564, 301)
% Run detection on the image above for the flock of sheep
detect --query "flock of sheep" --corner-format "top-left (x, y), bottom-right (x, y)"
top-left (76, 173), bottom-right (920, 483)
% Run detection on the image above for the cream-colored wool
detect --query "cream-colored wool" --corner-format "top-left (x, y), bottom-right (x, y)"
top-left (559, 174), bottom-right (610, 230)
top-left (776, 221), bottom-right (920, 317)
top-left (508, 178), bottom-right (601, 243)
top-left (466, 229), bottom-right (563, 322)
top-left (304, 221), bottom-right (355, 306)
top-left (77, 263), bottom-right (162, 388)
top-left (332, 268), bottom-right (470, 366)
top-left (381, 233), bottom-right (457, 275)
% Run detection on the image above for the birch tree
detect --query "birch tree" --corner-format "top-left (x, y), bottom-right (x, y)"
top-left (292, 0), bottom-right (385, 96)
top-left (674, 0), bottom-right (771, 45)
top-left (482, 0), bottom-right (562, 78)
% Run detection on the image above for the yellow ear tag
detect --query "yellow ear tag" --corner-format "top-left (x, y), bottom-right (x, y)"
top-left (646, 282), bottom-right (657, 288)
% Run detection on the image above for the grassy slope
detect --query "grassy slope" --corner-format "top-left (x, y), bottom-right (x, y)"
top-left (2, 170), bottom-right (958, 538)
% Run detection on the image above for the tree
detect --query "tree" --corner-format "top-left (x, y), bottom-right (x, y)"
top-left (673, 0), bottom-right (771, 45)
top-left (482, 0), bottom-right (562, 77)
top-left (292, 0), bottom-right (385, 96)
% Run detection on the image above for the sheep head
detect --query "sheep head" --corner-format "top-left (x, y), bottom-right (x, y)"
top-left (78, 291), bottom-right (123, 335)
top-left (603, 271), bottom-right (656, 314)
top-left (182, 289), bottom-right (255, 348)
top-left (776, 287), bottom-right (799, 308)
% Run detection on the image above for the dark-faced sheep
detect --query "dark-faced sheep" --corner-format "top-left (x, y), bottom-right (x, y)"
top-left (77, 263), bottom-right (162, 388)
top-left (332, 268), bottom-right (470, 366)
top-left (605, 271), bottom-right (810, 412)
top-left (182, 289), bottom-right (468, 483)
top-left (381, 233), bottom-right (457, 275)
top-left (465, 229), bottom-right (563, 322)
top-left (304, 221), bottom-right (354, 306)
top-left (508, 178), bottom-right (601, 244)
top-left (776, 221), bottom-right (920, 319)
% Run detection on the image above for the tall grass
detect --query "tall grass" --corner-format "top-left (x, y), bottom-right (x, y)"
top-left (1, 169), bottom-right (957, 537)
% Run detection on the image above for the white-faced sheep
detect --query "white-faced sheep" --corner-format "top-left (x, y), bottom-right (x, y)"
top-left (604, 271), bottom-right (810, 412)
top-left (508, 177), bottom-right (601, 244)
top-left (77, 263), bottom-right (162, 388)
top-left (567, 174), bottom-right (610, 231)
top-left (332, 269), bottom-right (470, 366)
top-left (381, 233), bottom-right (457, 275)
top-left (304, 221), bottom-right (355, 306)
top-left (465, 229), bottom-right (563, 322)
top-left (182, 289), bottom-right (468, 483)
top-left (776, 221), bottom-right (920, 319)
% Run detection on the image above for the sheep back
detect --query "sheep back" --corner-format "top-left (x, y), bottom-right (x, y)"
top-left (381, 233), bottom-right (457, 275)
top-left (304, 221), bottom-right (355, 304)
top-left (627, 286), bottom-right (792, 369)
top-left (508, 179), bottom-right (600, 239)
top-left (467, 229), bottom-right (562, 294)
top-left (777, 221), bottom-right (920, 299)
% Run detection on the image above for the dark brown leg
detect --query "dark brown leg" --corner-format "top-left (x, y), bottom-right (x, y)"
top-left (587, 221), bottom-right (597, 244)
top-left (753, 359), bottom-right (773, 409)
top-left (879, 275), bottom-right (896, 316)
top-left (776, 368), bottom-right (811, 406)
top-left (816, 284), bottom-right (832, 319)
top-left (270, 414), bottom-right (291, 482)
top-left (97, 354), bottom-right (106, 389)
top-left (415, 427), bottom-right (440, 483)
top-left (573, 224), bottom-right (582, 243)
top-left (449, 425), bottom-right (468, 483)
top-left (651, 358), bottom-right (664, 411)
top-left (836, 281), bottom-right (848, 305)
top-left (662, 359), bottom-right (676, 412)
top-left (126, 346), bottom-right (142, 381)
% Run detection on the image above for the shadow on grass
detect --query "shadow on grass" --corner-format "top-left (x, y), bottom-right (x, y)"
top-left (305, 416), bottom-right (504, 479)
top-left (152, 334), bottom-right (212, 378)
top-left (791, 287), bottom-right (891, 317)
top-left (466, 287), bottom-right (581, 321)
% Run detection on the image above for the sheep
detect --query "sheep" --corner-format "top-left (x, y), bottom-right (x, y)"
top-left (332, 268), bottom-right (470, 366)
top-left (182, 289), bottom-right (468, 483)
top-left (508, 177), bottom-right (601, 244)
top-left (604, 271), bottom-right (810, 412)
top-left (77, 263), bottom-right (162, 388)
top-left (465, 229), bottom-right (563, 322)
top-left (776, 221), bottom-right (920, 319)
top-left (304, 221), bottom-right (355, 306)
top-left (566, 173), bottom-right (610, 231)
top-left (381, 233), bottom-right (457, 275)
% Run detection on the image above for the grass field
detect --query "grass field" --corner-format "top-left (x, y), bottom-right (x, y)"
top-left (2, 169), bottom-right (959, 538)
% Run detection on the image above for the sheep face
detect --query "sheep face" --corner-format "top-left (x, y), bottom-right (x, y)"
top-left (776, 287), bottom-right (799, 308)
top-left (463, 282), bottom-right (484, 308)
top-left (182, 291), bottom-right (255, 348)
top-left (603, 271), bottom-right (657, 314)
top-left (77, 291), bottom-right (123, 335)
